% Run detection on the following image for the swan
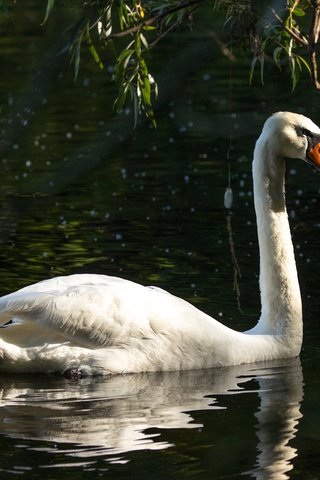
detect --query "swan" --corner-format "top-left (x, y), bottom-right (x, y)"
top-left (1, 111), bottom-right (320, 378)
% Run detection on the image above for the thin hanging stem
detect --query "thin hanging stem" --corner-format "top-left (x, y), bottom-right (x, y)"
top-left (224, 42), bottom-right (242, 313)
top-left (309, 0), bottom-right (320, 89)
top-left (226, 214), bottom-right (243, 313)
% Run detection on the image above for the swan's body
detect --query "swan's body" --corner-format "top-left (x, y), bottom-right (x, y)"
top-left (1, 111), bottom-right (320, 376)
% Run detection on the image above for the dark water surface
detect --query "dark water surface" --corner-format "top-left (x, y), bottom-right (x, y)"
top-left (1, 3), bottom-right (320, 479)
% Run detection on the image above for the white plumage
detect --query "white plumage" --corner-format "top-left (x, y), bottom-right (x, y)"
top-left (1, 111), bottom-right (320, 377)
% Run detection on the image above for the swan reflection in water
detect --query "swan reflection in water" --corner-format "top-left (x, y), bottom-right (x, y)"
top-left (0, 357), bottom-right (303, 478)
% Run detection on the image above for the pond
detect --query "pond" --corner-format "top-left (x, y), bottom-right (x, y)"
top-left (0, 3), bottom-right (320, 479)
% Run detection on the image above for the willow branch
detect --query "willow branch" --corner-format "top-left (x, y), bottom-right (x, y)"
top-left (309, 0), bottom-right (320, 89)
top-left (105, 0), bottom-right (206, 40)
top-left (271, 4), bottom-right (320, 90)
top-left (271, 8), bottom-right (308, 46)
top-left (149, 20), bottom-right (181, 48)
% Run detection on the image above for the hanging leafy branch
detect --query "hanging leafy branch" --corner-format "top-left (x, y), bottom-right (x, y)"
top-left (45, 0), bottom-right (206, 127)
top-left (2, 0), bottom-right (320, 125)
top-left (241, 0), bottom-right (320, 91)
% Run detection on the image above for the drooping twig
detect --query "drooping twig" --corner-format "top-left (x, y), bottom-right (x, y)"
top-left (271, 7), bottom-right (308, 46)
top-left (209, 31), bottom-right (236, 61)
top-left (271, 3), bottom-right (320, 91)
top-left (105, 0), bottom-right (206, 40)
top-left (225, 211), bottom-right (243, 313)
top-left (309, 0), bottom-right (320, 89)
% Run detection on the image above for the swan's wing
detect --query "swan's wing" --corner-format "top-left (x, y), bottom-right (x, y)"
top-left (0, 275), bottom-right (147, 348)
top-left (0, 274), bottom-right (213, 349)
top-left (0, 317), bottom-right (68, 348)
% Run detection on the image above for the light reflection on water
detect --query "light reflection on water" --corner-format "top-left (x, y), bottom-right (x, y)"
top-left (0, 359), bottom-right (303, 478)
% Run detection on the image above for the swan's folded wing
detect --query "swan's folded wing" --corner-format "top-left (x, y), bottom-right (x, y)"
top-left (0, 289), bottom-right (106, 349)
top-left (0, 274), bottom-right (225, 353)
top-left (0, 282), bottom-right (153, 349)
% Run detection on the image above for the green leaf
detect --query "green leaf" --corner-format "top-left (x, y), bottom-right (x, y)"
top-left (86, 25), bottom-right (104, 70)
top-left (105, 4), bottom-right (113, 37)
top-left (115, 82), bottom-right (130, 111)
top-left (273, 46), bottom-right (283, 69)
top-left (260, 53), bottom-right (265, 85)
top-left (249, 56), bottom-right (258, 85)
top-left (42, 0), bottom-right (55, 24)
top-left (133, 88), bottom-right (140, 128)
top-left (140, 33), bottom-right (149, 50)
top-left (70, 29), bottom-right (85, 81)
top-left (73, 41), bottom-right (81, 80)
top-left (117, 44), bottom-right (135, 66)
top-left (115, 48), bottom-right (135, 80)
top-left (289, 56), bottom-right (298, 91)
top-left (295, 55), bottom-right (311, 75)
top-left (292, 7), bottom-right (305, 16)
top-left (135, 33), bottom-right (142, 57)
top-left (140, 75), bottom-right (151, 106)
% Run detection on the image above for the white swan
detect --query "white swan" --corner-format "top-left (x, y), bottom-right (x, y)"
top-left (1, 111), bottom-right (320, 377)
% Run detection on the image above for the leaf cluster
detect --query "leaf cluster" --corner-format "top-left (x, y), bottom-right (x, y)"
top-left (41, 0), bottom-right (202, 127)
top-left (251, 0), bottom-right (312, 89)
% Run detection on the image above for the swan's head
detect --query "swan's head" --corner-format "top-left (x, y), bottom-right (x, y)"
top-left (262, 111), bottom-right (320, 169)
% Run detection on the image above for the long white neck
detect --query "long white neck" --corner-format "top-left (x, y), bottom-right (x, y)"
top-left (250, 135), bottom-right (302, 345)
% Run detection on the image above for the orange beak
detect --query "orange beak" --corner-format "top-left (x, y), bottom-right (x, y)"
top-left (307, 142), bottom-right (320, 168)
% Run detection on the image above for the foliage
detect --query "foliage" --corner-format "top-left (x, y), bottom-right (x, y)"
top-left (246, 0), bottom-right (318, 91)
top-left (1, 0), bottom-right (320, 125)
top-left (47, 0), bottom-right (204, 127)
top-left (214, 0), bottom-right (319, 90)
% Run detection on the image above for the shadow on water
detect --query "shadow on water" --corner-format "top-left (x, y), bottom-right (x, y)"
top-left (0, 358), bottom-right (303, 479)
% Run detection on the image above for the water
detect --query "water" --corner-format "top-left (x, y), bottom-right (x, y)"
top-left (0, 359), bottom-right (307, 479)
top-left (1, 3), bottom-right (320, 479)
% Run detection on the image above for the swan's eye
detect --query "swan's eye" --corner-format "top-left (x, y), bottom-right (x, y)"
top-left (301, 127), bottom-right (312, 137)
